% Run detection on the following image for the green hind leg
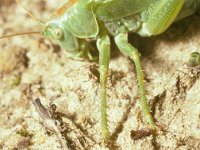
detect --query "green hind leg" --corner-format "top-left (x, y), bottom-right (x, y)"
top-left (96, 35), bottom-right (111, 140)
top-left (115, 33), bottom-right (157, 129)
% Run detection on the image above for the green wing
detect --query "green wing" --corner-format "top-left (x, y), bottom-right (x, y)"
top-left (93, 0), bottom-right (155, 21)
top-left (61, 0), bottom-right (99, 38)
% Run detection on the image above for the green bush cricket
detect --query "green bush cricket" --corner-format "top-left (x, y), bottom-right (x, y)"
top-left (1, 0), bottom-right (200, 141)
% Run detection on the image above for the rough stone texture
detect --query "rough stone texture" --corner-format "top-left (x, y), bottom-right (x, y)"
top-left (0, 1), bottom-right (200, 150)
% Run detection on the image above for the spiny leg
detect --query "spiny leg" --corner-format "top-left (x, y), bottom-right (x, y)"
top-left (96, 35), bottom-right (111, 140)
top-left (114, 33), bottom-right (157, 129)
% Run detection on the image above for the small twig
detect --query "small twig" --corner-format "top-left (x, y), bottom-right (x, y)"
top-left (130, 128), bottom-right (153, 140)
top-left (32, 98), bottom-right (69, 150)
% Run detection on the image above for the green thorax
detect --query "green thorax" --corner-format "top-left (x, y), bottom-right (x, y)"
top-left (58, 0), bottom-right (99, 38)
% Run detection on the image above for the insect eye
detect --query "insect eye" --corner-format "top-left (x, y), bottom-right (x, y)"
top-left (53, 28), bottom-right (64, 40)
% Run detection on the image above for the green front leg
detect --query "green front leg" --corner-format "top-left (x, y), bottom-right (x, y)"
top-left (115, 33), bottom-right (157, 130)
top-left (66, 40), bottom-right (97, 61)
top-left (96, 35), bottom-right (111, 140)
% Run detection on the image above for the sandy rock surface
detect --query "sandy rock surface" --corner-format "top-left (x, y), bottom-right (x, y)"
top-left (0, 1), bottom-right (200, 150)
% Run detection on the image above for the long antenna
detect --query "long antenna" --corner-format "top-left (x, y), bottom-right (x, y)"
top-left (0, 0), bottom-right (43, 40)
top-left (16, 0), bottom-right (44, 23)
top-left (0, 31), bottom-right (40, 40)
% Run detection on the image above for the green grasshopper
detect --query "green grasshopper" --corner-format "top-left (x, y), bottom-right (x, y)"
top-left (1, 0), bottom-right (200, 141)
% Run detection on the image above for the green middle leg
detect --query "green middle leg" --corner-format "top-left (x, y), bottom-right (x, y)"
top-left (115, 33), bottom-right (157, 129)
top-left (96, 35), bottom-right (111, 140)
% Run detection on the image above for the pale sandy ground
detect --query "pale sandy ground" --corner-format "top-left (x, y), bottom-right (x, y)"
top-left (0, 1), bottom-right (200, 150)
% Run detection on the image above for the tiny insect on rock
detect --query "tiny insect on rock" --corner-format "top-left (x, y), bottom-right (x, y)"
top-left (1, 0), bottom-right (200, 141)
